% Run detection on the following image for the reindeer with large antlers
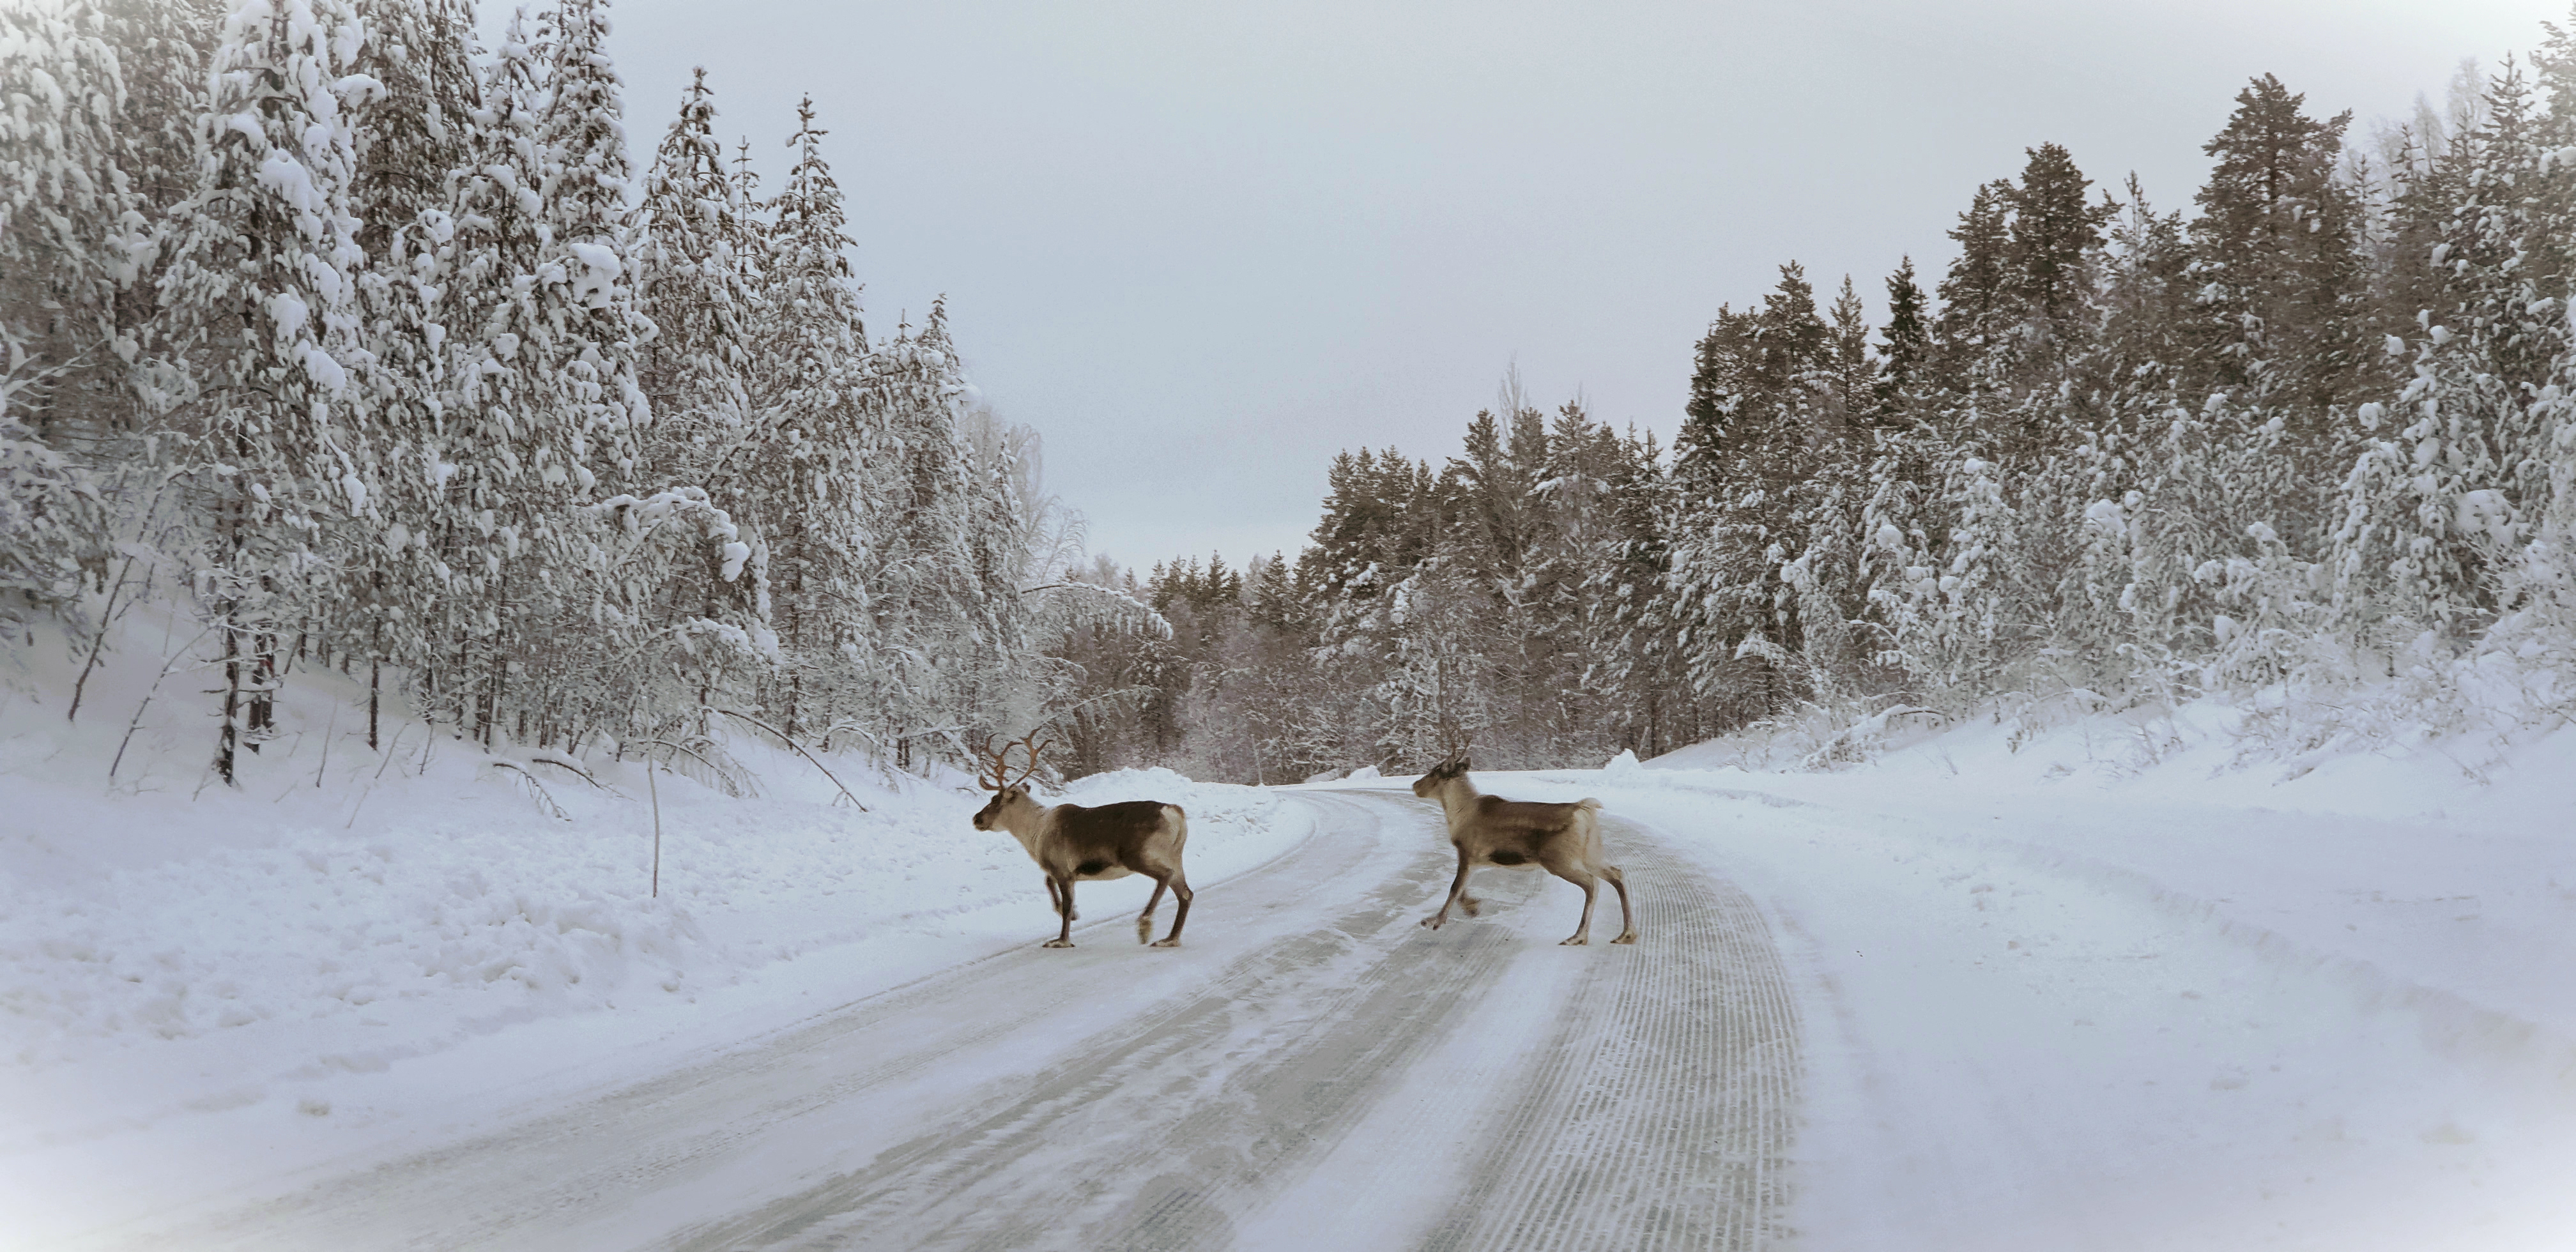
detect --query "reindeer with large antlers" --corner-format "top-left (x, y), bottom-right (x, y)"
top-left (1413, 751), bottom-right (1638, 945)
top-left (970, 735), bottom-right (1195, 949)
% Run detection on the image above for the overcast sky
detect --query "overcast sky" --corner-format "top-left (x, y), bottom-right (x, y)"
top-left (588, 0), bottom-right (2557, 574)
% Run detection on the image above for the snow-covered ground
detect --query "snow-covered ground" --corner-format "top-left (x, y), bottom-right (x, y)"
top-left (0, 615), bottom-right (1309, 1248)
top-left (1473, 703), bottom-right (2576, 1250)
top-left (6, 613), bottom-right (2575, 1249)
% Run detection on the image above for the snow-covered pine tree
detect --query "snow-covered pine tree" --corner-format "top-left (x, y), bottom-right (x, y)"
top-left (156, 0), bottom-right (376, 784)
top-left (2186, 75), bottom-right (2366, 460)
top-left (2000, 144), bottom-right (2116, 387)
top-left (1932, 179), bottom-right (2014, 404)
top-left (634, 67), bottom-right (755, 484)
top-left (1657, 264), bottom-right (1836, 723)
top-left (339, 0), bottom-right (481, 742)
top-left (855, 301), bottom-right (992, 767)
top-left (740, 95), bottom-right (875, 739)
top-left (1, 1), bottom-right (127, 632)
top-left (524, 2), bottom-right (769, 750)
top-left (2329, 62), bottom-right (2576, 717)
top-left (1874, 257), bottom-right (1932, 415)
top-left (2333, 66), bottom-right (2562, 653)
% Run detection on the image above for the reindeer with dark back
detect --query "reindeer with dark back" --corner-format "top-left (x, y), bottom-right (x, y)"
top-left (1413, 751), bottom-right (1638, 945)
top-left (970, 735), bottom-right (1195, 949)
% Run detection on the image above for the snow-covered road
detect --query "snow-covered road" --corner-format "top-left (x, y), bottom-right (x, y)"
top-left (105, 791), bottom-right (1800, 1251)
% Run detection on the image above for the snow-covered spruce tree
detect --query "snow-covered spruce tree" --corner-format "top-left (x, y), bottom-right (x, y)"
top-left (1872, 452), bottom-right (2026, 705)
top-left (2184, 74), bottom-right (2366, 456)
top-left (1365, 554), bottom-right (1497, 768)
top-left (394, 0), bottom-right (634, 749)
top-left (2327, 61), bottom-right (2576, 722)
top-left (337, 0), bottom-right (481, 742)
top-left (633, 67), bottom-right (755, 483)
top-left (1530, 402), bottom-right (1647, 760)
top-left (1302, 443), bottom-right (1438, 765)
top-left (528, 0), bottom-right (767, 750)
top-left (2329, 68), bottom-right (2559, 660)
top-left (853, 302), bottom-right (1004, 768)
top-left (1657, 264), bottom-right (1837, 726)
top-left (2483, 8), bottom-right (2576, 691)
top-left (739, 95), bottom-right (878, 740)
top-left (0, 386), bottom-right (112, 639)
top-left (1434, 390), bottom-right (1556, 764)
top-left (1, 1), bottom-right (126, 632)
top-left (3, 0), bottom-right (225, 452)
top-left (155, 0), bottom-right (376, 784)
top-left (1585, 424), bottom-right (1700, 757)
top-left (2, 1), bottom-right (125, 445)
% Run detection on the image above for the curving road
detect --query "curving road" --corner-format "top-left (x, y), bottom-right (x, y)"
top-left (125, 790), bottom-right (1802, 1251)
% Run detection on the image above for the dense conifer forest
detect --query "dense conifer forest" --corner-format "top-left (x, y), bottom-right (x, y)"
top-left (2, 0), bottom-right (1151, 785)
top-left (1056, 39), bottom-right (2576, 780)
top-left (7, 2), bottom-right (2576, 786)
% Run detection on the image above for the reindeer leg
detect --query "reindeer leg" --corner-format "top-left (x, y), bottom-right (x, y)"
top-left (1151, 876), bottom-right (1192, 947)
top-left (1138, 880), bottom-right (1167, 944)
top-left (1044, 875), bottom-right (1077, 948)
top-left (1046, 876), bottom-right (1075, 922)
top-left (1547, 862), bottom-right (1600, 945)
top-left (1421, 847), bottom-right (1475, 931)
top-left (1603, 863), bottom-right (1639, 944)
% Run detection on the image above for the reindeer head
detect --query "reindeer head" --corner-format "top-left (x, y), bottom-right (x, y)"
top-left (1411, 751), bottom-right (1471, 798)
top-left (970, 733), bottom-right (1052, 830)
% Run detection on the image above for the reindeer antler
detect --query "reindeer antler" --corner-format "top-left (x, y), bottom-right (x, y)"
top-left (971, 732), bottom-right (1016, 791)
top-left (1006, 735), bottom-right (1055, 790)
top-left (1436, 729), bottom-right (1473, 770)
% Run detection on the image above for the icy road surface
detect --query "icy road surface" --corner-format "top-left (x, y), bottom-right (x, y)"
top-left (126, 790), bottom-right (1800, 1251)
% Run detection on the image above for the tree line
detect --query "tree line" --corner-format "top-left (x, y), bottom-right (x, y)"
top-left (1057, 34), bottom-right (2576, 777)
top-left (3, 0), bottom-right (1126, 784)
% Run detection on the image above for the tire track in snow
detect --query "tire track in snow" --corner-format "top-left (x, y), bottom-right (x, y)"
top-left (109, 792), bottom-right (1802, 1252)
top-left (95, 795), bottom-right (1384, 1252)
top-left (675, 793), bottom-right (1512, 1251)
top-left (1418, 815), bottom-right (1802, 1252)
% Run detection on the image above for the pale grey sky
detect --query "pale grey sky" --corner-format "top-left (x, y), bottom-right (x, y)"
top-left (591, 0), bottom-right (2556, 573)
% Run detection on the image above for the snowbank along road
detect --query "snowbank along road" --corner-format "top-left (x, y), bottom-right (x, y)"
top-left (100, 789), bottom-right (1800, 1251)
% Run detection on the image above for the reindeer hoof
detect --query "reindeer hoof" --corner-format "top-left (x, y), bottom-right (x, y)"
top-left (1042, 939), bottom-right (1075, 949)
top-left (1420, 916), bottom-right (1444, 930)
top-left (1459, 896), bottom-right (1482, 917)
top-left (1560, 936), bottom-right (1590, 946)
top-left (1611, 933), bottom-right (1639, 945)
top-left (1149, 937), bottom-right (1182, 948)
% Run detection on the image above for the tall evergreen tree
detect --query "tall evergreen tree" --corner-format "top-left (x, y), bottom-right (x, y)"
top-left (2188, 74), bottom-right (2365, 431)
top-left (157, 0), bottom-right (377, 783)
top-left (1876, 256), bottom-right (1932, 414)
top-left (1933, 178), bottom-right (2015, 397)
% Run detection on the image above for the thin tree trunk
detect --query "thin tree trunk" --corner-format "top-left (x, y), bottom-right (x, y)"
top-left (216, 615), bottom-right (241, 786)
top-left (68, 551), bottom-right (141, 724)
top-left (368, 618), bottom-right (382, 751)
